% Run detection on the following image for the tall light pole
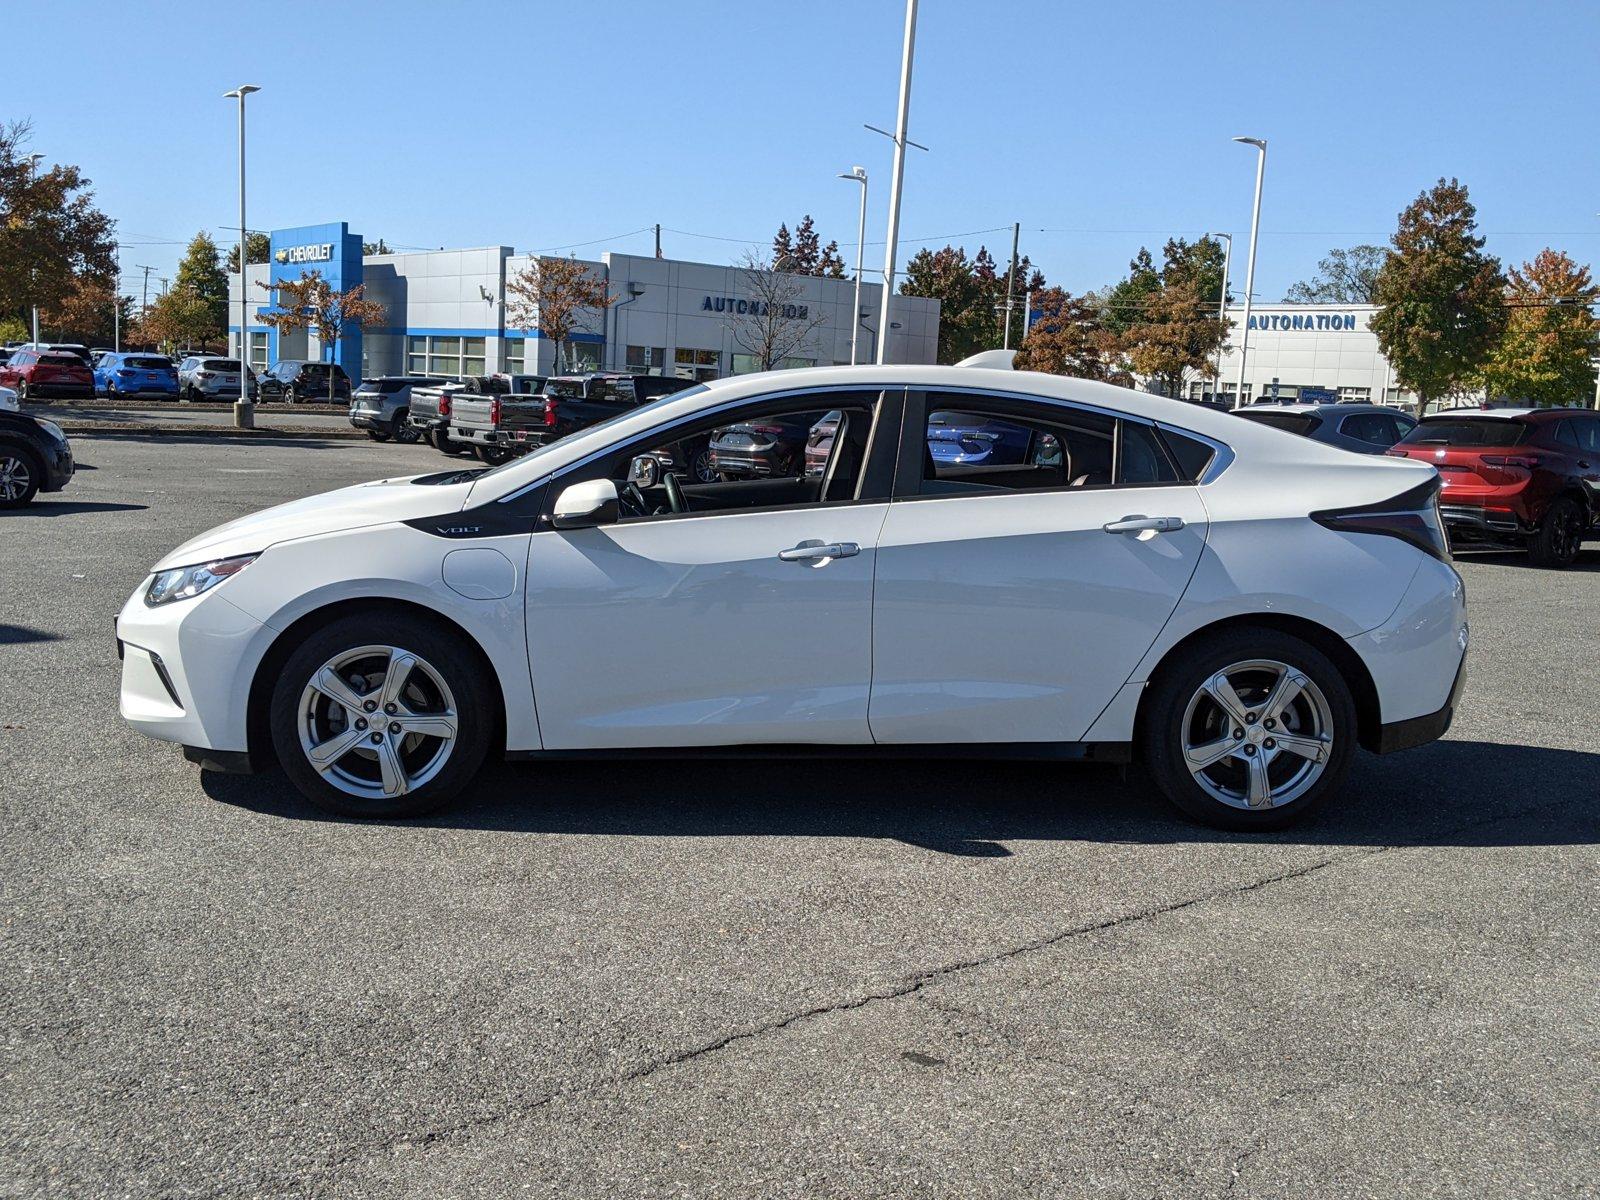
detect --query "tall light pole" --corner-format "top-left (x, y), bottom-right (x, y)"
top-left (837, 165), bottom-right (868, 364)
top-left (225, 84), bottom-right (261, 429)
top-left (26, 153), bottom-right (44, 344)
top-left (1206, 231), bottom-right (1232, 402)
top-left (876, 0), bottom-right (919, 365)
top-left (1231, 136), bottom-right (1267, 409)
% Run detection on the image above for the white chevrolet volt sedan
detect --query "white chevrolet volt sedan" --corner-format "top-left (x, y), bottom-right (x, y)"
top-left (117, 362), bottom-right (1467, 830)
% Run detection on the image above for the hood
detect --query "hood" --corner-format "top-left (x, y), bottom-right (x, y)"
top-left (152, 472), bottom-right (477, 571)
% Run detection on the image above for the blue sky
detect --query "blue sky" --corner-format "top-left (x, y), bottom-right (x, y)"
top-left (11, 0), bottom-right (1599, 304)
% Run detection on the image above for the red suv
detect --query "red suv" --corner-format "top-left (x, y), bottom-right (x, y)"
top-left (1387, 407), bottom-right (1600, 567)
top-left (0, 349), bottom-right (95, 401)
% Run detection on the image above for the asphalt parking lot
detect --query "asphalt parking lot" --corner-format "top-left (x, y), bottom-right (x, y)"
top-left (3, 433), bottom-right (1596, 1198)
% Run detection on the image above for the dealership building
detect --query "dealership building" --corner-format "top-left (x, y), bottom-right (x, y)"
top-left (228, 222), bottom-right (940, 382)
top-left (1181, 303), bottom-right (1417, 408)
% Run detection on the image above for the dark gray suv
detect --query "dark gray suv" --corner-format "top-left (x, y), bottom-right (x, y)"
top-left (348, 376), bottom-right (448, 443)
top-left (1234, 402), bottom-right (1418, 454)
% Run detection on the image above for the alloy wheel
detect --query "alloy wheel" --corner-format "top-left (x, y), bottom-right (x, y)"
top-left (0, 454), bottom-right (33, 501)
top-left (1179, 658), bottom-right (1334, 811)
top-left (1553, 505), bottom-right (1581, 560)
top-left (296, 644), bottom-right (459, 800)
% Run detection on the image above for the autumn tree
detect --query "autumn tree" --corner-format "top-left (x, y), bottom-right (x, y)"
top-left (725, 250), bottom-right (830, 371)
top-left (1476, 249), bottom-right (1599, 407)
top-left (256, 269), bottom-right (387, 401)
top-left (900, 243), bottom-right (1046, 363)
top-left (1099, 240), bottom-right (1228, 394)
top-left (1285, 245), bottom-right (1387, 304)
top-left (135, 283), bottom-right (220, 352)
top-left (1013, 287), bottom-right (1129, 383)
top-left (504, 256), bottom-right (614, 373)
top-left (1370, 179), bottom-right (1506, 412)
top-left (225, 231), bottom-right (270, 274)
top-left (362, 238), bottom-right (392, 255)
top-left (0, 119), bottom-right (118, 334)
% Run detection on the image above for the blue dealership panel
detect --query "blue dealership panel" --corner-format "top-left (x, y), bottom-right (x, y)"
top-left (263, 223), bottom-right (365, 380)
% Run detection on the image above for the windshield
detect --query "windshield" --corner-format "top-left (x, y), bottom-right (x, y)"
top-left (476, 384), bottom-right (713, 480)
top-left (1400, 418), bottom-right (1531, 447)
top-left (126, 356), bottom-right (171, 369)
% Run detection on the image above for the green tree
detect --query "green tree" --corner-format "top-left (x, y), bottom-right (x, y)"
top-left (900, 243), bottom-right (1048, 363)
top-left (0, 119), bottom-right (118, 332)
top-left (362, 238), bottom-right (392, 255)
top-left (173, 232), bottom-right (228, 338)
top-left (256, 270), bottom-right (388, 400)
top-left (1100, 240), bottom-right (1228, 394)
top-left (1101, 248), bottom-right (1161, 336)
top-left (225, 231), bottom-right (270, 274)
top-left (1285, 245), bottom-right (1387, 304)
top-left (1477, 249), bottom-right (1599, 407)
top-left (1013, 287), bottom-right (1128, 383)
top-left (771, 223), bottom-right (794, 267)
top-left (1371, 179), bottom-right (1506, 411)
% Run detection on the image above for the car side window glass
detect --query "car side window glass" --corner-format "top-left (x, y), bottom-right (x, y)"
top-left (1576, 419), bottom-right (1600, 455)
top-left (1340, 413), bottom-right (1391, 445)
top-left (918, 395), bottom-right (1114, 495)
top-left (1554, 420), bottom-right (1580, 450)
top-left (1118, 421), bottom-right (1181, 484)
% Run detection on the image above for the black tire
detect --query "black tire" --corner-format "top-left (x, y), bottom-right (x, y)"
top-left (677, 437), bottom-right (717, 483)
top-left (432, 429), bottom-right (465, 456)
top-left (16, 380), bottom-right (28, 404)
top-left (1528, 497), bottom-right (1583, 568)
top-left (0, 442), bottom-right (42, 508)
top-left (1140, 627), bottom-right (1357, 832)
top-left (393, 411), bottom-right (420, 444)
top-left (367, 428), bottom-right (390, 442)
top-left (473, 445), bottom-right (512, 466)
top-left (268, 613), bottom-right (494, 819)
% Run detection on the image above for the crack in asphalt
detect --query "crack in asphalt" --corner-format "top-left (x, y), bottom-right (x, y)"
top-left (301, 792), bottom-right (1583, 1190)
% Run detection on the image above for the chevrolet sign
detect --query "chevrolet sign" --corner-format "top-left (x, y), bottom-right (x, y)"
top-left (275, 243), bottom-right (334, 265)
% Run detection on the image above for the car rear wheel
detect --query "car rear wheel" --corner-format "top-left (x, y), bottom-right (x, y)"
top-left (1529, 497), bottom-right (1583, 568)
top-left (393, 411), bottom-right (420, 444)
top-left (0, 444), bottom-right (41, 508)
top-left (473, 445), bottom-right (512, 466)
top-left (269, 614), bottom-right (494, 818)
top-left (1141, 629), bottom-right (1356, 831)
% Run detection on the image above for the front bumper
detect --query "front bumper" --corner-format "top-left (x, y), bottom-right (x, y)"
top-left (116, 581), bottom-right (270, 754)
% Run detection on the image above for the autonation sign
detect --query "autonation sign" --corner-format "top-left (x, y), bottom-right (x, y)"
top-left (274, 242), bottom-right (335, 265)
top-left (1248, 312), bottom-right (1359, 331)
top-left (702, 295), bottom-right (810, 319)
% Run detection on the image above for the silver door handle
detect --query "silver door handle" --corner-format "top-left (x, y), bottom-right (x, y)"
top-left (1103, 515), bottom-right (1185, 535)
top-left (778, 541), bottom-right (860, 562)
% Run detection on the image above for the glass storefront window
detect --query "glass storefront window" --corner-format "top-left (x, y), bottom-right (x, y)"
top-left (674, 347), bottom-right (721, 381)
top-left (503, 337), bottom-right (525, 375)
top-left (626, 345), bottom-right (666, 374)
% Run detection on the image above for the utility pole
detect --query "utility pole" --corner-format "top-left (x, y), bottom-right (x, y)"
top-left (654, 223), bottom-right (662, 259)
top-left (875, 0), bottom-right (919, 365)
top-left (136, 265), bottom-right (154, 319)
top-left (1001, 220), bottom-right (1020, 349)
top-left (838, 166), bottom-right (869, 364)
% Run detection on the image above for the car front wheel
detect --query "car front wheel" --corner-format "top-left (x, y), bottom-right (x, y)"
top-left (0, 444), bottom-right (41, 507)
top-left (1529, 497), bottom-right (1583, 568)
top-left (269, 614), bottom-right (494, 818)
top-left (1141, 629), bottom-right (1356, 831)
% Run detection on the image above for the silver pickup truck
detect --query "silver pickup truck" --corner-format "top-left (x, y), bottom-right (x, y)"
top-left (445, 375), bottom-right (548, 464)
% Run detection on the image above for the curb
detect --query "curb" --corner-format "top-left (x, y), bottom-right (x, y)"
top-left (54, 423), bottom-right (369, 441)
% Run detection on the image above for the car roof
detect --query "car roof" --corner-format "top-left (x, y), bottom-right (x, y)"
top-left (1241, 403), bottom-right (1404, 417)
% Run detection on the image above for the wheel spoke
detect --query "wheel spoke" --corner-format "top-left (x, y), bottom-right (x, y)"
top-left (375, 737), bottom-right (409, 796)
top-left (1202, 672), bottom-right (1250, 725)
top-left (395, 708), bottom-right (457, 740)
top-left (1245, 752), bottom-right (1273, 808)
top-left (379, 651), bottom-right (418, 709)
top-left (1184, 736), bottom-right (1239, 772)
top-left (306, 726), bottom-right (364, 772)
top-left (1273, 732), bottom-right (1329, 764)
top-left (312, 667), bottom-right (366, 714)
top-left (1260, 669), bottom-right (1307, 723)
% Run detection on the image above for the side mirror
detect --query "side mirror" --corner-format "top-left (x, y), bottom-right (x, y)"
top-left (551, 479), bottom-right (620, 530)
top-left (627, 454), bottom-right (661, 489)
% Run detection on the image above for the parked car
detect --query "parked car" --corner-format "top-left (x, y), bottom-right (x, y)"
top-left (14, 342), bottom-right (93, 365)
top-left (117, 362), bottom-right (1466, 832)
top-left (407, 380), bottom-right (475, 456)
top-left (0, 384), bottom-right (17, 412)
top-left (0, 408), bottom-right (74, 507)
top-left (1234, 402), bottom-right (1417, 454)
top-left (440, 375), bottom-right (550, 464)
top-left (925, 408), bottom-right (1039, 467)
top-left (0, 349), bottom-right (95, 400)
top-left (259, 360), bottom-right (353, 403)
top-left (177, 357), bottom-right (257, 402)
top-left (95, 352), bottom-right (179, 398)
top-left (1385, 407), bottom-right (1600, 566)
top-left (348, 376), bottom-right (451, 443)
top-left (803, 411), bottom-right (842, 476)
top-left (450, 372), bottom-right (698, 467)
top-left (707, 411), bottom-right (823, 479)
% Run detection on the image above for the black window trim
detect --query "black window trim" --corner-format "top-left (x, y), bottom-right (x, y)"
top-left (529, 385), bottom-right (907, 529)
top-left (894, 386), bottom-right (1211, 503)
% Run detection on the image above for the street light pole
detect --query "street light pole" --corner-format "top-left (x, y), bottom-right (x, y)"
top-left (1231, 137), bottom-right (1267, 410)
top-left (26, 153), bottom-right (44, 344)
top-left (838, 166), bottom-right (868, 365)
top-left (225, 84), bottom-right (261, 430)
top-left (876, 0), bottom-right (918, 365)
top-left (1207, 231), bottom-right (1232, 402)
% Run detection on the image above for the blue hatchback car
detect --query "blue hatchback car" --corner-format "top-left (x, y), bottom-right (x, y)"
top-left (95, 352), bottom-right (179, 398)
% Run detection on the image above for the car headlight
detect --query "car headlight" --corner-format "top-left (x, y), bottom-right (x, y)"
top-left (144, 554), bottom-right (258, 606)
top-left (35, 419), bottom-right (67, 445)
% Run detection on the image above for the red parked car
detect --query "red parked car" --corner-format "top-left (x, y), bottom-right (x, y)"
top-left (0, 349), bottom-right (95, 401)
top-left (1387, 407), bottom-right (1600, 566)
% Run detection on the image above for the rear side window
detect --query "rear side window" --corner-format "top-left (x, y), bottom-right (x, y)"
top-left (1158, 428), bottom-right (1217, 482)
top-left (1575, 418), bottom-right (1600, 454)
top-left (1399, 418), bottom-right (1531, 448)
top-left (1118, 422), bottom-right (1180, 484)
top-left (1338, 412), bottom-right (1399, 446)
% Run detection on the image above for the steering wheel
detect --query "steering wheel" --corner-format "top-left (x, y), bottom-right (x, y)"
top-left (663, 471), bottom-right (686, 515)
top-left (619, 482), bottom-right (649, 518)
